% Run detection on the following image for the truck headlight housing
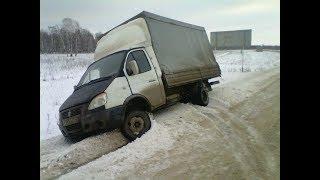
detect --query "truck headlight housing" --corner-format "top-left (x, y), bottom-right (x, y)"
top-left (88, 93), bottom-right (107, 110)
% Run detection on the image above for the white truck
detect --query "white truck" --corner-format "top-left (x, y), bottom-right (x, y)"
top-left (58, 11), bottom-right (221, 141)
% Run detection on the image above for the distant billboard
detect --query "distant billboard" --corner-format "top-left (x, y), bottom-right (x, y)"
top-left (210, 29), bottom-right (252, 49)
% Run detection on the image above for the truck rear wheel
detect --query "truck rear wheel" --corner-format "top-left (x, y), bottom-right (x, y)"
top-left (121, 110), bottom-right (151, 141)
top-left (192, 83), bottom-right (209, 106)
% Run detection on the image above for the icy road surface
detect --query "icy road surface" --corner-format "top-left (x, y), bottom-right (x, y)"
top-left (41, 66), bottom-right (280, 179)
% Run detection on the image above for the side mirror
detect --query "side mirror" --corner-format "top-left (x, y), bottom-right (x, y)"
top-left (127, 60), bottom-right (139, 76)
top-left (126, 67), bottom-right (133, 76)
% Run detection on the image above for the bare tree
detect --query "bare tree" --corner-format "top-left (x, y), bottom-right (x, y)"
top-left (40, 18), bottom-right (97, 54)
top-left (95, 32), bottom-right (104, 42)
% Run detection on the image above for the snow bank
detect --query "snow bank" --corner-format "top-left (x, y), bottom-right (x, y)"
top-left (40, 129), bottom-right (128, 179)
top-left (59, 117), bottom-right (175, 179)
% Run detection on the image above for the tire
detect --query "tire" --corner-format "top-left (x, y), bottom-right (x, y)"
top-left (121, 110), bottom-right (151, 141)
top-left (192, 83), bottom-right (209, 106)
top-left (62, 134), bottom-right (79, 143)
top-left (62, 133), bottom-right (83, 143)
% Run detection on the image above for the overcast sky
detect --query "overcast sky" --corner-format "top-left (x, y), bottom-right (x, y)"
top-left (40, 0), bottom-right (280, 45)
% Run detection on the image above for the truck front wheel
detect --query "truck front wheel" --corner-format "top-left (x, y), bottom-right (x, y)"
top-left (121, 110), bottom-right (151, 141)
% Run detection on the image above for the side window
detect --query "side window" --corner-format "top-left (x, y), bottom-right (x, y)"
top-left (131, 50), bottom-right (151, 73)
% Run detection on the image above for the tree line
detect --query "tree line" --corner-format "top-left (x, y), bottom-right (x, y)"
top-left (40, 18), bottom-right (103, 55)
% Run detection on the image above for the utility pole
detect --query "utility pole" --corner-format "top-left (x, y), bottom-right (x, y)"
top-left (241, 47), bottom-right (244, 72)
top-left (241, 32), bottom-right (245, 72)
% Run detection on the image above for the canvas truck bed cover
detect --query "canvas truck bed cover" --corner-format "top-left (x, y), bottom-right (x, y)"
top-left (101, 11), bottom-right (221, 87)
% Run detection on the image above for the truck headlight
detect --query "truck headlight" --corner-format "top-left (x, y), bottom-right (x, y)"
top-left (88, 93), bottom-right (107, 110)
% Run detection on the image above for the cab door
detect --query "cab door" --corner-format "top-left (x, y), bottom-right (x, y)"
top-left (124, 48), bottom-right (165, 108)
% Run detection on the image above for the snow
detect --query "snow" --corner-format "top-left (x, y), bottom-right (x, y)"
top-left (58, 119), bottom-right (174, 179)
top-left (40, 50), bottom-right (280, 179)
top-left (57, 67), bottom-right (280, 179)
top-left (214, 50), bottom-right (280, 84)
top-left (40, 129), bottom-right (128, 179)
top-left (40, 50), bottom-right (280, 140)
top-left (40, 54), bottom-right (94, 140)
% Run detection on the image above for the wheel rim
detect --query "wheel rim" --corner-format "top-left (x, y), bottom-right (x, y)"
top-left (128, 116), bottom-right (145, 135)
top-left (202, 90), bottom-right (208, 102)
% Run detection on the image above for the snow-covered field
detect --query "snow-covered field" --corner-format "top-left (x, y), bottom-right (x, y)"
top-left (214, 50), bottom-right (280, 84)
top-left (40, 54), bottom-right (94, 139)
top-left (40, 49), bottom-right (280, 179)
top-left (215, 50), bottom-right (279, 73)
top-left (40, 50), bottom-right (280, 140)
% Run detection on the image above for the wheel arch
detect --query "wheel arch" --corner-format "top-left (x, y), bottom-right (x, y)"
top-left (123, 94), bottom-right (152, 114)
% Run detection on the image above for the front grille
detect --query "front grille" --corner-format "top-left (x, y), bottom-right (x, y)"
top-left (61, 106), bottom-right (82, 119)
top-left (71, 108), bottom-right (81, 116)
top-left (65, 123), bottom-right (82, 132)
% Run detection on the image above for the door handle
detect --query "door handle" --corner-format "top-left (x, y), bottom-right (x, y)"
top-left (148, 79), bottom-right (156, 83)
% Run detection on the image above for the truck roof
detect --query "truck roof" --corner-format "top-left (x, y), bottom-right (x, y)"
top-left (103, 11), bottom-right (205, 37)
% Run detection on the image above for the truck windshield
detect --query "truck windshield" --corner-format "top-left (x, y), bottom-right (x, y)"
top-left (77, 51), bottom-right (126, 87)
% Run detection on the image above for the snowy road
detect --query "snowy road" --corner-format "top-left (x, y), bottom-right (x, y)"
top-left (40, 66), bottom-right (280, 179)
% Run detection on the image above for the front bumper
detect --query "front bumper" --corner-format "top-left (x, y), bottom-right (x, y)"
top-left (58, 104), bottom-right (124, 138)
